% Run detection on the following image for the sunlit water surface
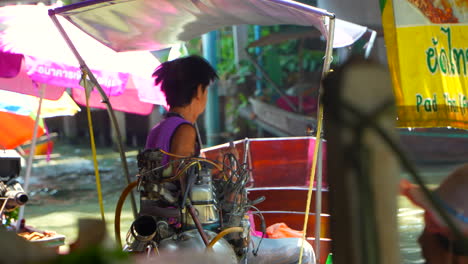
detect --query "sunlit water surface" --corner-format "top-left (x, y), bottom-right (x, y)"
top-left (398, 164), bottom-right (461, 263)
top-left (399, 196), bottom-right (425, 263)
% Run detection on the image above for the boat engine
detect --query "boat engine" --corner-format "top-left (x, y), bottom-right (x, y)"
top-left (0, 150), bottom-right (28, 217)
top-left (0, 181), bottom-right (29, 212)
top-left (125, 148), bottom-right (257, 262)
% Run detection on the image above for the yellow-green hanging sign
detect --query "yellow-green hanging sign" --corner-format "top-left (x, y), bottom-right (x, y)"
top-left (381, 0), bottom-right (468, 128)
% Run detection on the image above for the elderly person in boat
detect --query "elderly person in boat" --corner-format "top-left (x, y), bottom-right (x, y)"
top-left (146, 56), bottom-right (315, 264)
top-left (400, 163), bottom-right (468, 263)
top-left (146, 55), bottom-right (216, 163)
top-left (145, 55), bottom-right (315, 263)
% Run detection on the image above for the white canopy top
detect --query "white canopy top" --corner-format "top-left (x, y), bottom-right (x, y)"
top-left (51, 0), bottom-right (368, 52)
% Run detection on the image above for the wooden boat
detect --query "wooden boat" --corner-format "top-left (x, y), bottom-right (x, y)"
top-left (47, 1), bottom-right (375, 263)
top-left (202, 137), bottom-right (330, 263)
top-left (248, 98), bottom-right (317, 137)
top-left (244, 25), bottom-right (377, 138)
top-left (398, 127), bottom-right (468, 164)
top-left (16, 132), bottom-right (58, 158)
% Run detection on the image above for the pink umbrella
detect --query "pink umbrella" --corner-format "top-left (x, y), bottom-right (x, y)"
top-left (0, 51), bottom-right (155, 115)
top-left (0, 4), bottom-right (167, 113)
top-left (0, 4), bottom-right (166, 219)
top-left (0, 52), bottom-right (65, 100)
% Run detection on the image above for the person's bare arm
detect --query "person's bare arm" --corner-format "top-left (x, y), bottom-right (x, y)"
top-left (170, 124), bottom-right (197, 158)
top-left (169, 124), bottom-right (197, 187)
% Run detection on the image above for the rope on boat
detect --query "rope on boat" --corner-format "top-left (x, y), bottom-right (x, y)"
top-left (83, 70), bottom-right (106, 223)
top-left (298, 103), bottom-right (324, 264)
top-left (299, 16), bottom-right (335, 264)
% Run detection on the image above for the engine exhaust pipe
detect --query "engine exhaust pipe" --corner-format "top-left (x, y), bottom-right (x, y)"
top-left (1, 181), bottom-right (29, 211)
top-left (131, 215), bottom-right (157, 242)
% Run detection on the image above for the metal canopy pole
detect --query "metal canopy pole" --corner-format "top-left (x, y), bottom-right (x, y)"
top-left (17, 84), bottom-right (45, 231)
top-left (314, 15), bottom-right (335, 264)
top-left (299, 13), bottom-right (335, 264)
top-left (314, 140), bottom-right (324, 262)
top-left (48, 11), bottom-right (138, 219)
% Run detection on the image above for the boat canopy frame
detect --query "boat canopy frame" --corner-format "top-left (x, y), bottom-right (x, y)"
top-left (47, 0), bottom-right (369, 262)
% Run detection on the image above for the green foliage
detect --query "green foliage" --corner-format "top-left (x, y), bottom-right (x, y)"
top-left (238, 93), bottom-right (249, 108)
top-left (199, 23), bottom-right (334, 137)
top-left (185, 37), bottom-right (203, 56)
top-left (217, 28), bottom-right (236, 78)
top-left (248, 25), bottom-right (327, 87)
top-left (50, 246), bottom-right (130, 264)
top-left (234, 62), bottom-right (252, 84)
top-left (224, 92), bottom-right (255, 138)
top-left (3, 208), bottom-right (19, 226)
top-left (217, 27), bottom-right (255, 86)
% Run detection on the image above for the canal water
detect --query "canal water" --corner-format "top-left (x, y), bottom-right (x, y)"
top-left (20, 143), bottom-right (462, 263)
top-left (397, 163), bottom-right (461, 263)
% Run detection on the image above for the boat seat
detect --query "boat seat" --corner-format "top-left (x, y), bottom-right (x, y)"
top-left (247, 186), bottom-right (331, 264)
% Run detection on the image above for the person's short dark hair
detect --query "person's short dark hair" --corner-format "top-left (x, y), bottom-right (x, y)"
top-left (153, 55), bottom-right (218, 108)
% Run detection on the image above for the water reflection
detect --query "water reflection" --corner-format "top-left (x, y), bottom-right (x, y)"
top-left (399, 196), bottom-right (425, 263)
top-left (398, 163), bottom-right (461, 263)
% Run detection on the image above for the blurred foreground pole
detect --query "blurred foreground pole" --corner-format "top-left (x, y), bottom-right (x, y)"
top-left (202, 31), bottom-right (221, 147)
top-left (322, 57), bottom-right (400, 264)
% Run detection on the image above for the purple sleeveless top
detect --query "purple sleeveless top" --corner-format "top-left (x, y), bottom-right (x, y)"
top-left (145, 115), bottom-right (193, 165)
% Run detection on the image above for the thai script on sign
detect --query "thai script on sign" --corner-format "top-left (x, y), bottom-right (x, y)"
top-left (37, 66), bottom-right (81, 80)
top-left (425, 27), bottom-right (468, 76)
top-left (36, 65), bottom-right (123, 88)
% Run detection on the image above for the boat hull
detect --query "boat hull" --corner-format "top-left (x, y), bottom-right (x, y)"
top-left (202, 137), bottom-right (330, 263)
